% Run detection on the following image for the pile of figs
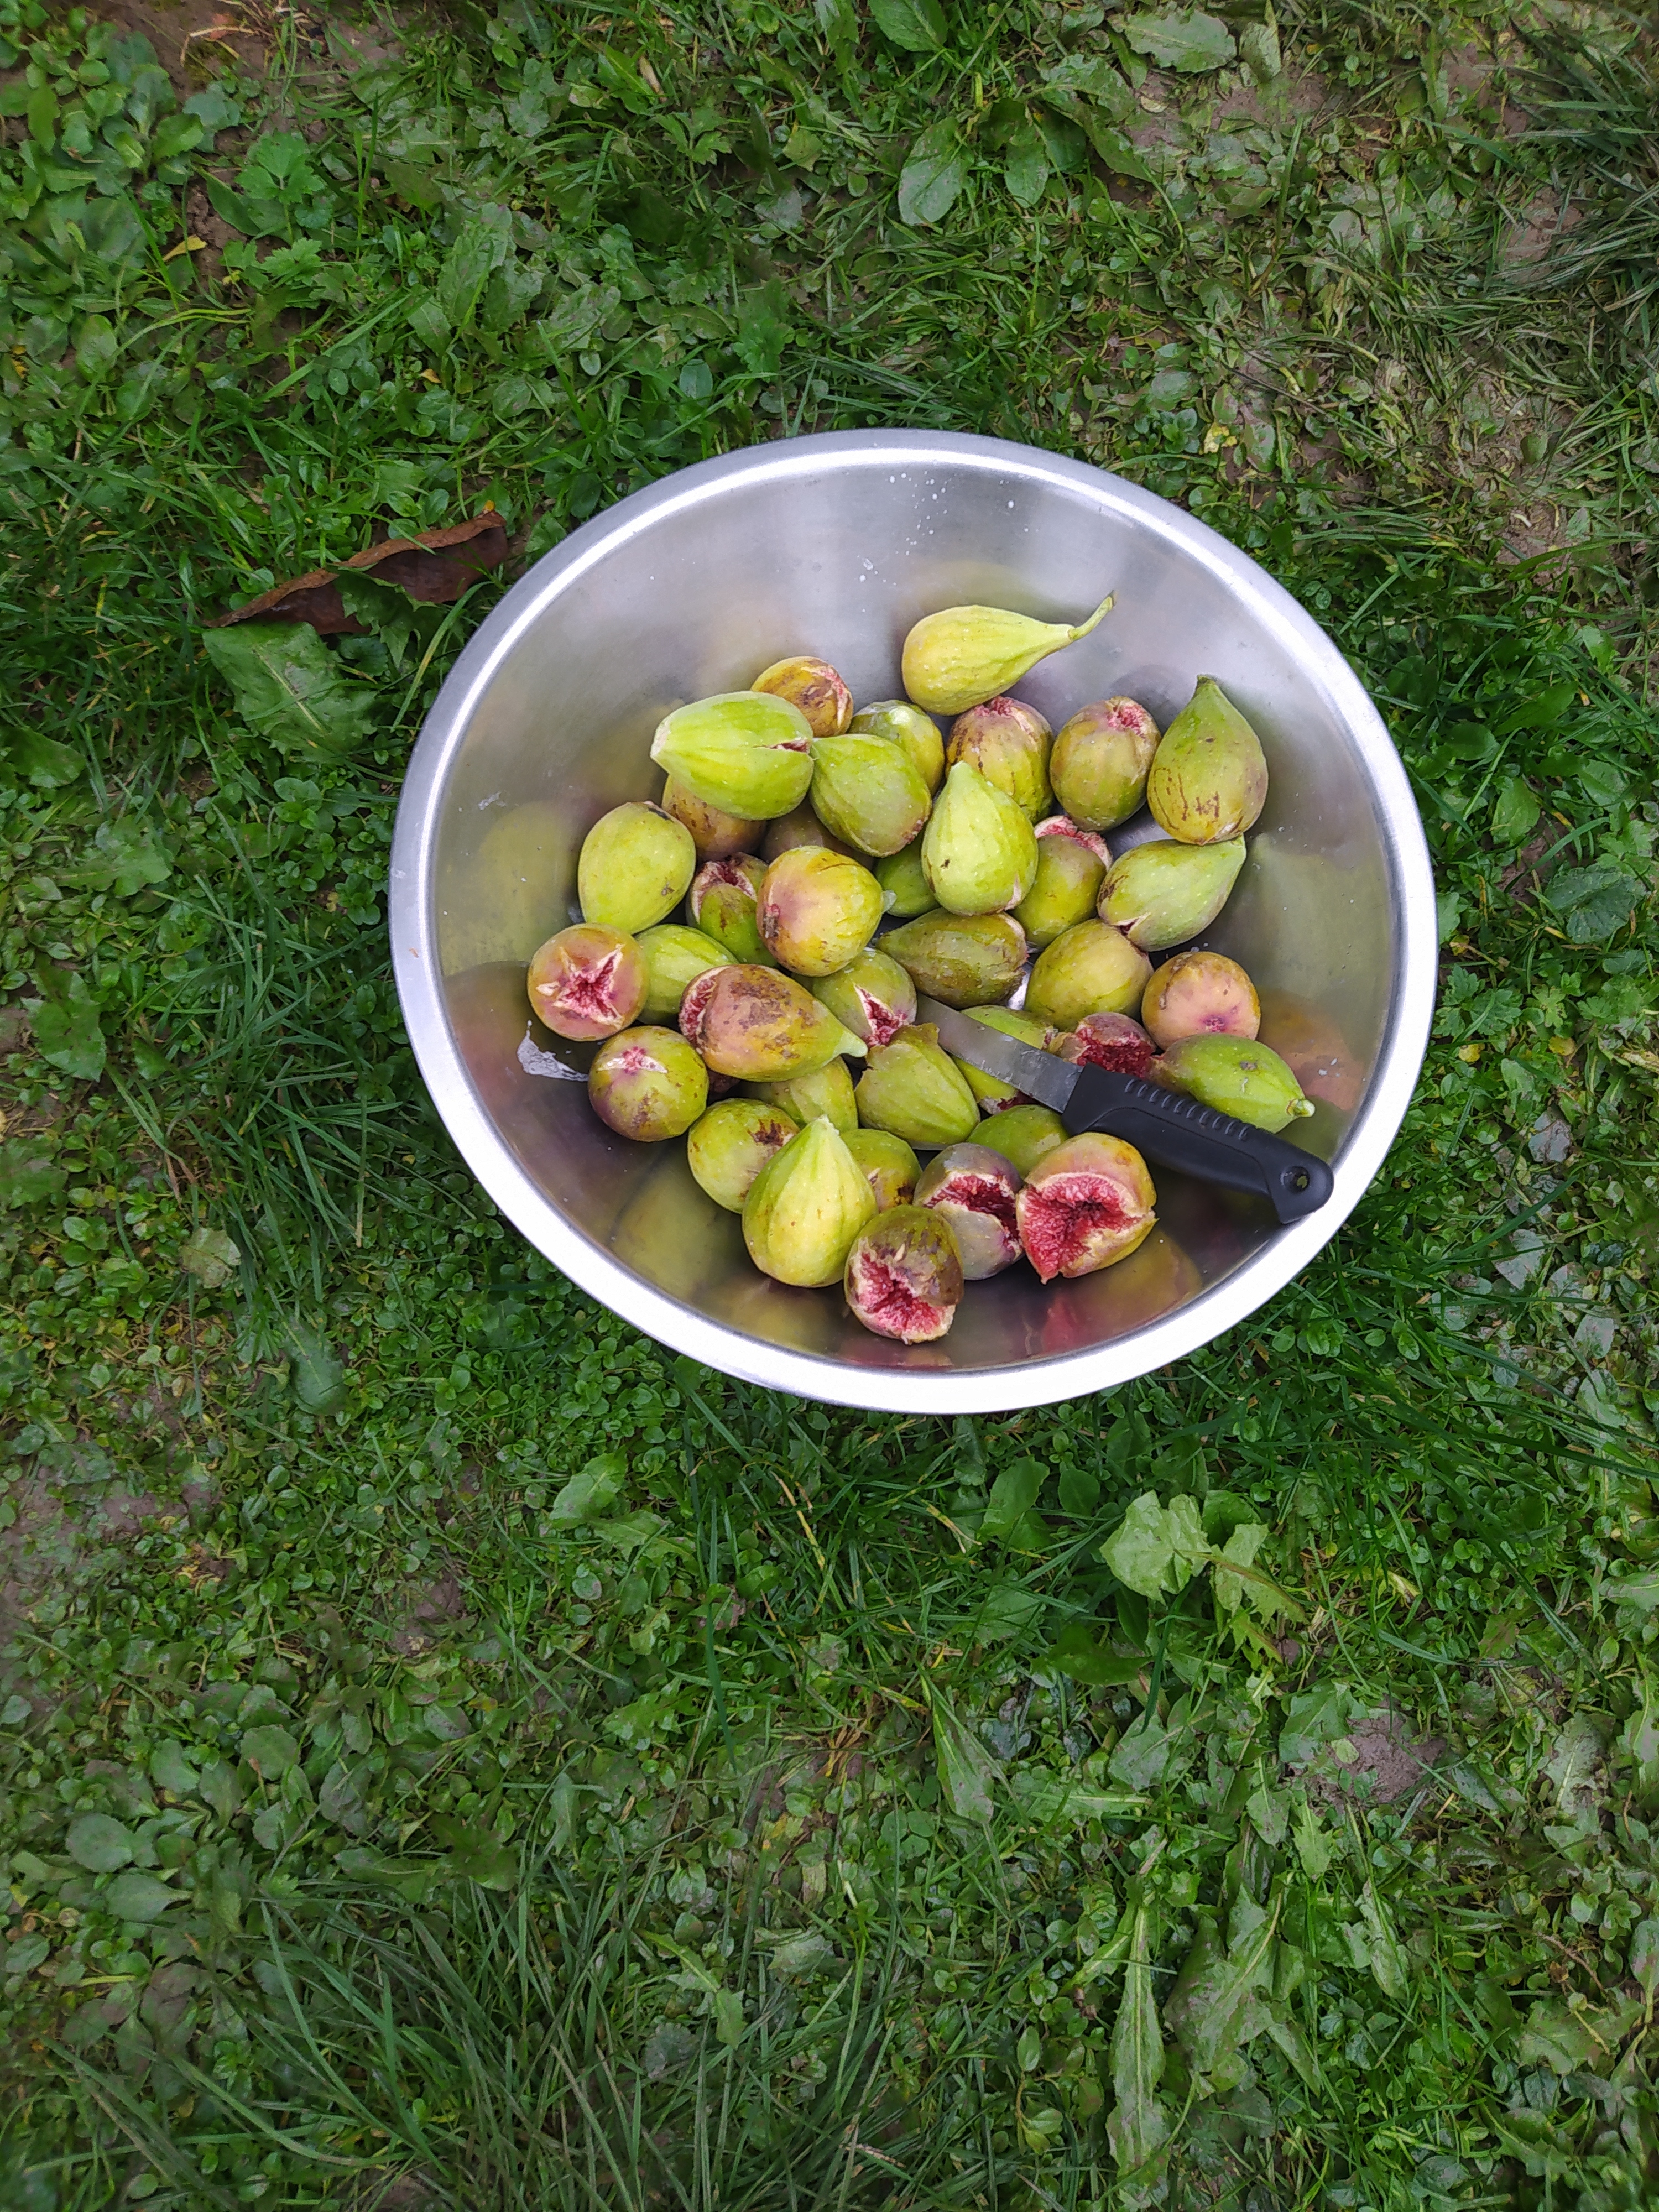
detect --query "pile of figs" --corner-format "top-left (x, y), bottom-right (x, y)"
top-left (527, 600), bottom-right (1314, 1345)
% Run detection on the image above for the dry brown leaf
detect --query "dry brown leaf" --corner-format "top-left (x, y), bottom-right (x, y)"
top-left (210, 512), bottom-right (509, 634)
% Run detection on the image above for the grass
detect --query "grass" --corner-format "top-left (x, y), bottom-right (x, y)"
top-left (1, 0), bottom-right (1657, 2205)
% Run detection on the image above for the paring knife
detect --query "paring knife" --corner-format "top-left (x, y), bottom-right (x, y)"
top-left (914, 995), bottom-right (1335, 1226)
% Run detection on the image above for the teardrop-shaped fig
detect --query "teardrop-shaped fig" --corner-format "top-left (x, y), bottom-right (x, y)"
top-left (651, 691), bottom-right (814, 819)
top-left (1057, 1010), bottom-right (1155, 1079)
top-left (752, 654), bottom-right (853, 739)
top-left (1146, 677), bottom-right (1268, 844)
top-left (1154, 1035), bottom-right (1313, 1132)
top-left (527, 923), bottom-right (648, 1041)
top-left (748, 1053), bottom-right (858, 1134)
top-left (661, 776), bottom-right (765, 862)
top-left (1140, 950), bottom-right (1260, 1050)
top-left (880, 909), bottom-right (1028, 1010)
top-left (874, 838), bottom-right (936, 920)
top-left (759, 847), bottom-right (885, 978)
top-left (846, 1126), bottom-right (921, 1211)
top-left (577, 801), bottom-right (696, 934)
top-left (921, 760), bottom-right (1038, 915)
top-left (1050, 697), bottom-right (1161, 831)
top-left (1013, 817), bottom-right (1113, 948)
top-left (1015, 1132), bottom-right (1157, 1282)
top-left (854, 1023), bottom-right (981, 1149)
top-left (1025, 921), bottom-right (1151, 1031)
top-left (687, 1098), bottom-right (799, 1211)
top-left (901, 596), bottom-right (1114, 716)
top-left (743, 1115), bottom-right (877, 1287)
top-left (952, 1005), bottom-right (1057, 1113)
top-left (688, 854), bottom-right (773, 967)
top-left (810, 733), bottom-right (932, 857)
top-left (684, 964), bottom-right (867, 1081)
top-left (850, 699), bottom-right (945, 792)
top-left (946, 696), bottom-right (1053, 822)
top-left (843, 1205), bottom-right (964, 1343)
top-left (636, 923), bottom-right (735, 1022)
top-left (588, 1024), bottom-right (709, 1141)
top-left (760, 801), bottom-right (858, 863)
top-left (972, 1103), bottom-right (1068, 1178)
top-left (915, 1142), bottom-right (1024, 1279)
top-left (810, 948), bottom-right (918, 1048)
top-left (1098, 837), bottom-right (1246, 952)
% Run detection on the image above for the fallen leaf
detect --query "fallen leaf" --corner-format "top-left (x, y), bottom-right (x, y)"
top-left (210, 513), bottom-right (508, 635)
top-left (179, 1227), bottom-right (241, 1287)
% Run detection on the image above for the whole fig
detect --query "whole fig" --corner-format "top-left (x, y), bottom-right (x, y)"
top-left (1154, 1035), bottom-right (1314, 1132)
top-left (1141, 950), bottom-right (1260, 1050)
top-left (1013, 817), bottom-right (1112, 948)
top-left (810, 948), bottom-right (917, 1048)
top-left (688, 854), bottom-right (773, 966)
top-left (946, 696), bottom-right (1053, 821)
top-left (527, 923), bottom-right (648, 1041)
top-left (901, 596), bottom-right (1114, 716)
top-left (749, 1053), bottom-right (858, 1134)
top-left (687, 1098), bottom-right (799, 1212)
top-left (1050, 697), bottom-right (1161, 831)
top-left (1015, 1132), bottom-right (1157, 1282)
top-left (577, 801), bottom-right (695, 934)
top-left (874, 838), bottom-right (936, 920)
top-left (1057, 1010), bottom-right (1156, 1079)
top-left (588, 1025), bottom-right (709, 1142)
top-left (915, 1142), bottom-right (1024, 1279)
top-left (846, 1127), bottom-right (921, 1211)
top-left (1098, 837), bottom-right (1246, 951)
top-left (1025, 921), bottom-right (1151, 1031)
top-left (650, 691), bottom-right (814, 819)
top-left (752, 654), bottom-right (853, 739)
top-left (661, 775), bottom-right (765, 862)
top-left (843, 1205), bottom-right (964, 1343)
top-left (854, 1024), bottom-right (982, 1149)
top-left (759, 847), bottom-right (885, 978)
top-left (636, 923), bottom-right (734, 1022)
top-left (743, 1115), bottom-right (877, 1287)
top-left (881, 909), bottom-right (1028, 1009)
top-left (1146, 677), bottom-right (1268, 844)
top-left (952, 1004), bottom-right (1056, 1114)
top-left (850, 699), bottom-right (945, 792)
top-left (921, 760), bottom-right (1038, 915)
top-left (973, 1103), bottom-right (1068, 1178)
top-left (684, 964), bottom-right (866, 1081)
top-left (810, 733), bottom-right (932, 857)
top-left (761, 802), bottom-right (858, 863)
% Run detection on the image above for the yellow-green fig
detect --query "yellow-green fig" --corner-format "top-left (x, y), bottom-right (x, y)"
top-left (527, 923), bottom-right (648, 1041)
top-left (1050, 697), bottom-right (1161, 831)
top-left (952, 1005), bottom-right (1056, 1113)
top-left (880, 909), bottom-right (1028, 1009)
top-left (688, 854), bottom-right (773, 966)
top-left (1025, 920), bottom-right (1151, 1030)
top-left (1153, 1035), bottom-right (1313, 1132)
top-left (588, 1024), bottom-right (708, 1141)
top-left (748, 1055), bottom-right (858, 1134)
top-left (945, 696), bottom-right (1053, 821)
top-left (758, 847), bottom-right (886, 977)
top-left (901, 595), bottom-right (1114, 715)
top-left (810, 948), bottom-right (917, 1048)
top-left (1098, 837), bottom-right (1246, 951)
top-left (1015, 1132), bottom-right (1157, 1281)
top-left (1140, 950), bottom-right (1260, 1050)
top-left (843, 1205), bottom-right (964, 1342)
top-left (760, 801), bottom-right (858, 863)
top-left (874, 838), bottom-right (936, 920)
top-left (915, 1143), bottom-right (1024, 1279)
top-left (682, 963), bottom-right (866, 1081)
top-left (635, 923), bottom-right (734, 1022)
top-left (921, 760), bottom-right (1039, 915)
top-left (1013, 817), bottom-right (1113, 948)
top-left (752, 654), bottom-right (853, 739)
top-left (743, 1115), bottom-right (877, 1287)
top-left (687, 1098), bottom-right (799, 1211)
top-left (846, 1126), bottom-right (921, 1211)
top-left (810, 733), bottom-right (932, 858)
top-left (577, 801), bottom-right (695, 933)
top-left (650, 691), bottom-right (815, 819)
top-left (973, 1103), bottom-right (1068, 1178)
top-left (661, 776), bottom-right (765, 861)
top-left (1146, 677), bottom-right (1269, 844)
top-left (854, 1023), bottom-right (981, 1149)
top-left (849, 700), bottom-right (946, 792)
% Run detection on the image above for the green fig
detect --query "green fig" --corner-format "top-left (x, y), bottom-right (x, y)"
top-left (901, 595), bottom-right (1115, 715)
top-left (945, 696), bottom-right (1053, 820)
top-left (1140, 950), bottom-right (1260, 1050)
top-left (854, 1023), bottom-right (981, 1149)
top-left (1098, 837), bottom-right (1246, 951)
top-left (973, 1103), bottom-right (1068, 1178)
top-left (635, 922), bottom-right (735, 1022)
top-left (849, 699), bottom-right (945, 792)
top-left (527, 922), bottom-right (648, 1041)
top-left (1050, 697), bottom-right (1161, 831)
top-left (915, 1143), bottom-right (1024, 1279)
top-left (577, 801), bottom-right (695, 934)
top-left (874, 838), bottom-right (936, 920)
top-left (846, 1126), bottom-right (921, 1211)
top-left (588, 1024), bottom-right (708, 1142)
top-left (1025, 920), bottom-right (1151, 1030)
top-left (661, 776), bottom-right (765, 862)
top-left (743, 1115), bottom-right (877, 1287)
top-left (760, 801), bottom-right (858, 863)
top-left (880, 909), bottom-right (1029, 1009)
top-left (689, 854), bottom-right (773, 966)
top-left (1154, 1035), bottom-right (1314, 1132)
top-left (682, 963), bottom-right (866, 1082)
top-left (752, 654), bottom-right (853, 738)
top-left (921, 760), bottom-right (1038, 916)
top-left (687, 1098), bottom-right (799, 1211)
top-left (748, 1054), bottom-right (858, 1134)
top-left (952, 1004), bottom-right (1056, 1113)
top-left (810, 948), bottom-right (917, 1048)
top-left (1015, 1132), bottom-right (1157, 1282)
top-left (810, 733), bottom-right (933, 858)
top-left (843, 1205), bottom-right (964, 1343)
top-left (758, 847), bottom-right (885, 977)
top-left (1146, 677), bottom-right (1269, 844)
top-left (1013, 817), bottom-right (1113, 948)
top-left (650, 690), bottom-right (815, 819)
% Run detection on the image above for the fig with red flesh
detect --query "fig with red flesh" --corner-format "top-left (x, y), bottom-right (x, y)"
top-left (810, 947), bottom-right (917, 1048)
top-left (843, 1206), bottom-right (964, 1343)
top-left (588, 1025), bottom-right (709, 1141)
top-left (1015, 1132), bottom-right (1157, 1282)
top-left (915, 1143), bottom-right (1024, 1279)
top-left (1056, 1010), bottom-right (1156, 1080)
top-left (527, 923), bottom-right (648, 1042)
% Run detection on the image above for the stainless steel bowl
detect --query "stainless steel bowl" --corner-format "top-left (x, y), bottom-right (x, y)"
top-left (390, 431), bottom-right (1435, 1413)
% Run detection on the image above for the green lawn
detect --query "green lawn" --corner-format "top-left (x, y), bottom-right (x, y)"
top-left (2, 1), bottom-right (1657, 2205)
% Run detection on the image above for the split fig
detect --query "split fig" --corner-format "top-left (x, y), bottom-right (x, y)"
top-left (843, 1206), bottom-right (964, 1343)
top-left (810, 948), bottom-right (918, 1048)
top-left (683, 964), bottom-right (866, 1082)
top-left (1015, 1132), bottom-right (1157, 1282)
top-left (1056, 1010), bottom-right (1156, 1080)
top-left (527, 923), bottom-right (648, 1042)
top-left (688, 854), bottom-right (773, 967)
top-left (588, 1025), bottom-right (709, 1142)
top-left (915, 1143), bottom-right (1024, 1279)
top-left (1098, 837), bottom-right (1246, 952)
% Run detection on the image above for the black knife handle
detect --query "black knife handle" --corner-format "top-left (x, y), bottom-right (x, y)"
top-left (1062, 1067), bottom-right (1334, 1225)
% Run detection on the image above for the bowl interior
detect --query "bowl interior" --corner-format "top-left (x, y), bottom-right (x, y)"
top-left (413, 439), bottom-right (1404, 1391)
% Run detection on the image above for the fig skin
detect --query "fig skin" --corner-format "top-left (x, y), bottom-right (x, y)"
top-left (743, 1115), bottom-right (877, 1287)
top-left (688, 854), bottom-right (774, 967)
top-left (1025, 920), bottom-right (1151, 1031)
top-left (1098, 837), bottom-right (1246, 953)
top-left (1050, 697), bottom-right (1162, 831)
top-left (810, 948), bottom-right (918, 1049)
top-left (1057, 1010), bottom-right (1156, 1080)
top-left (850, 699), bottom-right (946, 792)
top-left (901, 597), bottom-right (1114, 716)
top-left (873, 838), bottom-right (937, 920)
top-left (760, 802), bottom-right (859, 863)
top-left (945, 696), bottom-right (1053, 821)
top-left (650, 690), bottom-right (815, 820)
top-left (527, 923), bottom-right (648, 1042)
top-left (1153, 1035), bottom-right (1314, 1132)
top-left (661, 776), bottom-right (765, 862)
top-left (810, 732), bottom-right (933, 858)
top-left (915, 1142), bottom-right (1024, 1280)
top-left (1141, 950), bottom-right (1261, 1050)
top-left (682, 963), bottom-right (866, 1082)
top-left (846, 1127), bottom-right (921, 1211)
top-left (687, 1098), bottom-right (799, 1212)
top-left (577, 801), bottom-right (696, 935)
top-left (752, 654), bottom-right (854, 739)
top-left (758, 847), bottom-right (886, 978)
top-left (952, 1005), bottom-right (1056, 1114)
top-left (843, 1205), bottom-right (964, 1344)
top-left (881, 909), bottom-right (1028, 1010)
top-left (1147, 676), bottom-right (1269, 845)
top-left (854, 1024), bottom-right (982, 1149)
top-left (1015, 1132), bottom-right (1157, 1282)
top-left (748, 1054), bottom-right (858, 1135)
top-left (973, 1103), bottom-right (1068, 1178)
top-left (921, 760), bottom-right (1039, 916)
top-left (1014, 817), bottom-right (1113, 948)
top-left (588, 1025), bottom-right (709, 1142)
top-left (635, 924), bottom-right (734, 1023)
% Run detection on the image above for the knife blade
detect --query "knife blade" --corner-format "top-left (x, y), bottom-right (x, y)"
top-left (915, 995), bottom-right (1334, 1225)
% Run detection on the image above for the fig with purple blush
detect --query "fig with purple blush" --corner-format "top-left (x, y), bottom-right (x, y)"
top-left (1013, 817), bottom-right (1113, 948)
top-left (1050, 697), bottom-right (1161, 832)
top-left (1024, 919), bottom-right (1151, 1030)
top-left (945, 695), bottom-right (1053, 821)
top-left (752, 654), bottom-right (854, 739)
top-left (661, 776), bottom-right (765, 861)
top-left (1015, 1131), bottom-right (1157, 1282)
top-left (748, 1053), bottom-right (858, 1134)
top-left (973, 1103), bottom-right (1068, 1179)
top-left (527, 923), bottom-right (648, 1042)
top-left (688, 854), bottom-right (773, 967)
top-left (846, 1127), bottom-right (921, 1210)
top-left (843, 1206), bottom-right (964, 1343)
top-left (810, 948), bottom-right (917, 1049)
top-left (1140, 949), bottom-right (1260, 1049)
top-left (588, 1024), bottom-right (709, 1142)
top-left (1057, 1010), bottom-right (1156, 1081)
top-left (743, 1115), bottom-right (877, 1287)
top-left (686, 1098), bottom-right (799, 1212)
top-left (681, 963), bottom-right (865, 1081)
top-left (915, 1142), bottom-right (1024, 1279)
top-left (758, 846), bottom-right (885, 978)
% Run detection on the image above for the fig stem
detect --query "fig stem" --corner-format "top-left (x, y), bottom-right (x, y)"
top-left (1068, 594), bottom-right (1115, 642)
